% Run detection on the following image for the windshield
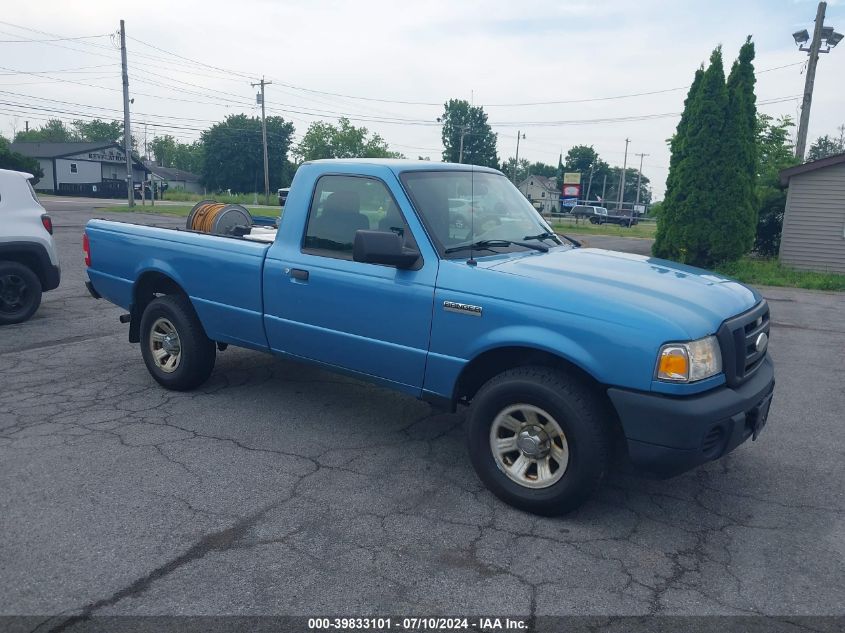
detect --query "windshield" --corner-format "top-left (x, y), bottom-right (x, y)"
top-left (400, 170), bottom-right (560, 258)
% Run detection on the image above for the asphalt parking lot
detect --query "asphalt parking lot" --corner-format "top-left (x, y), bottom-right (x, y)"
top-left (1, 198), bottom-right (844, 625)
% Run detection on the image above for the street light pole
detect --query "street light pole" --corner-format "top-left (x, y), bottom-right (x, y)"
top-left (617, 138), bottom-right (630, 212)
top-left (634, 152), bottom-right (649, 206)
top-left (119, 19), bottom-right (134, 207)
top-left (511, 131), bottom-right (525, 183)
top-left (458, 125), bottom-right (471, 163)
top-left (793, 2), bottom-right (842, 160)
top-left (252, 77), bottom-right (272, 205)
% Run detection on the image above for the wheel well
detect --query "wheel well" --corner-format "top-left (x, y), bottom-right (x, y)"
top-left (454, 346), bottom-right (626, 453)
top-left (0, 251), bottom-right (46, 288)
top-left (129, 271), bottom-right (187, 342)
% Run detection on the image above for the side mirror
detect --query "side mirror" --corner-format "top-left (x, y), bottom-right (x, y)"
top-left (353, 230), bottom-right (420, 269)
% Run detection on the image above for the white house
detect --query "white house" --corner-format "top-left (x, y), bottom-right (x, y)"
top-left (9, 141), bottom-right (147, 197)
top-left (144, 162), bottom-right (203, 194)
top-left (517, 174), bottom-right (559, 214)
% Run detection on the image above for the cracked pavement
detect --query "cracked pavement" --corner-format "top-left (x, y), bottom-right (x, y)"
top-left (1, 198), bottom-right (843, 625)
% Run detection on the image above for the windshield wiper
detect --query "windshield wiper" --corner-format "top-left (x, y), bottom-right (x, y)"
top-left (523, 231), bottom-right (563, 245)
top-left (445, 239), bottom-right (548, 255)
top-left (524, 231), bottom-right (580, 248)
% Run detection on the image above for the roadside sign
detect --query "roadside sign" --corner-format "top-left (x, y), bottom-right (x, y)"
top-left (561, 198), bottom-right (578, 207)
top-left (634, 204), bottom-right (646, 214)
top-left (562, 184), bottom-right (581, 197)
top-left (563, 172), bottom-right (581, 185)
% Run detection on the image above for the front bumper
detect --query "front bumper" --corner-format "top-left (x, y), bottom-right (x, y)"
top-left (607, 356), bottom-right (774, 476)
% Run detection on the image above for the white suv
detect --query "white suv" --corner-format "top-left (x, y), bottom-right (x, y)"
top-left (0, 169), bottom-right (61, 324)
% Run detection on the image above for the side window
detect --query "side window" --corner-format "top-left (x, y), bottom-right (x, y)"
top-left (70, 163), bottom-right (78, 174)
top-left (303, 175), bottom-right (417, 260)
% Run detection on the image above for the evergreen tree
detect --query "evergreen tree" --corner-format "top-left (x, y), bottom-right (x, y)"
top-left (665, 47), bottom-right (730, 267)
top-left (715, 36), bottom-right (757, 263)
top-left (653, 67), bottom-right (704, 259)
top-left (654, 41), bottom-right (758, 267)
top-left (653, 66), bottom-right (704, 260)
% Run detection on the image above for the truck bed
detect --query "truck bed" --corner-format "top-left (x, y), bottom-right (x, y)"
top-left (86, 219), bottom-right (272, 350)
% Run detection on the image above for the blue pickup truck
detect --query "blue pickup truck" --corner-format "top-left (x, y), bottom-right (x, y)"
top-left (84, 159), bottom-right (774, 515)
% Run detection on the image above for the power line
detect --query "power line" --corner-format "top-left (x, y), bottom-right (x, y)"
top-left (0, 34), bottom-right (111, 42)
top-left (0, 19), bottom-right (811, 113)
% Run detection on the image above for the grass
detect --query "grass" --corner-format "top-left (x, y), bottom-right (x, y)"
top-left (716, 257), bottom-right (845, 291)
top-left (95, 203), bottom-right (281, 218)
top-left (161, 190), bottom-right (275, 205)
top-left (551, 217), bottom-right (657, 239)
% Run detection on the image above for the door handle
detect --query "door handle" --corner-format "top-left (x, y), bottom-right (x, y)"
top-left (290, 268), bottom-right (309, 281)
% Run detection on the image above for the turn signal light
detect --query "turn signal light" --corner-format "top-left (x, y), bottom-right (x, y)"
top-left (657, 346), bottom-right (689, 381)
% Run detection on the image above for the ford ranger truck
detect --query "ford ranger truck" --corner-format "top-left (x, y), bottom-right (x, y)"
top-left (83, 159), bottom-right (775, 516)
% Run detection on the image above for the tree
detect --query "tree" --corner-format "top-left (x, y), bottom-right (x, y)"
top-left (14, 119), bottom-right (76, 143)
top-left (500, 157), bottom-right (531, 182)
top-left (72, 119), bottom-right (123, 143)
top-left (440, 99), bottom-right (498, 168)
top-left (653, 66), bottom-right (704, 259)
top-left (754, 114), bottom-right (798, 256)
top-left (604, 167), bottom-right (651, 206)
top-left (806, 128), bottom-right (844, 161)
top-left (296, 117), bottom-right (402, 161)
top-left (0, 136), bottom-right (43, 183)
top-left (715, 36), bottom-right (758, 263)
top-left (201, 114), bottom-right (295, 193)
top-left (562, 145), bottom-right (611, 201)
top-left (653, 44), bottom-right (757, 267)
top-left (149, 135), bottom-right (204, 173)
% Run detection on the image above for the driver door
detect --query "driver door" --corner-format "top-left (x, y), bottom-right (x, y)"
top-left (263, 174), bottom-right (437, 393)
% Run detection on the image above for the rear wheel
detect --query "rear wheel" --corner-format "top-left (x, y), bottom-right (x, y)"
top-left (0, 261), bottom-right (42, 325)
top-left (139, 295), bottom-right (216, 390)
top-left (467, 366), bottom-right (611, 516)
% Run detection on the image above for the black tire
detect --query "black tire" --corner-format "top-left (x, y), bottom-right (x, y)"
top-left (139, 295), bottom-right (216, 391)
top-left (0, 261), bottom-right (42, 325)
top-left (466, 366), bottom-right (611, 516)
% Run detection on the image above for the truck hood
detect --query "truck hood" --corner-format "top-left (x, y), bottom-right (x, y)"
top-left (487, 247), bottom-right (759, 338)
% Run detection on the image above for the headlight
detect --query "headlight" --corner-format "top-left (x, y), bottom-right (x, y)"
top-left (656, 335), bottom-right (722, 382)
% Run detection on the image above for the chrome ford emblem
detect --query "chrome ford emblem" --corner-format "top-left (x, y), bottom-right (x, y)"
top-left (755, 332), bottom-right (768, 353)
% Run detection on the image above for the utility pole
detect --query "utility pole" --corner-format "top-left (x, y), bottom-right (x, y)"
top-left (617, 138), bottom-right (630, 212)
top-left (25, 121), bottom-right (29, 133)
top-left (458, 125), bottom-right (471, 164)
top-left (252, 77), bottom-right (272, 205)
top-left (793, 2), bottom-right (842, 160)
top-left (511, 131), bottom-right (525, 183)
top-left (120, 20), bottom-right (134, 207)
top-left (634, 153), bottom-right (649, 206)
top-left (601, 174), bottom-right (607, 203)
top-left (585, 163), bottom-right (595, 204)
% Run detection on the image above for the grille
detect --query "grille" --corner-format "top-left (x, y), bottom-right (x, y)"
top-left (716, 300), bottom-right (770, 387)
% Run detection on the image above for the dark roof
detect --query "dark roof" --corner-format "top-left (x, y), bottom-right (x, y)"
top-left (9, 141), bottom-right (120, 159)
top-left (519, 174), bottom-right (558, 191)
top-left (145, 163), bottom-right (200, 182)
top-left (780, 151), bottom-right (845, 185)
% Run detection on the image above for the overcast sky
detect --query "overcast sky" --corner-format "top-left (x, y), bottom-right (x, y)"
top-left (2, 0), bottom-right (843, 199)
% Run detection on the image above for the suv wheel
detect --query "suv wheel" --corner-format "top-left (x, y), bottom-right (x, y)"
top-left (0, 261), bottom-right (42, 325)
top-left (466, 366), bottom-right (611, 516)
top-left (139, 295), bottom-right (216, 390)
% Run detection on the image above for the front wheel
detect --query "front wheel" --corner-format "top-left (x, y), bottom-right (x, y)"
top-left (466, 367), bottom-right (611, 516)
top-left (139, 295), bottom-right (216, 390)
top-left (0, 261), bottom-right (42, 325)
